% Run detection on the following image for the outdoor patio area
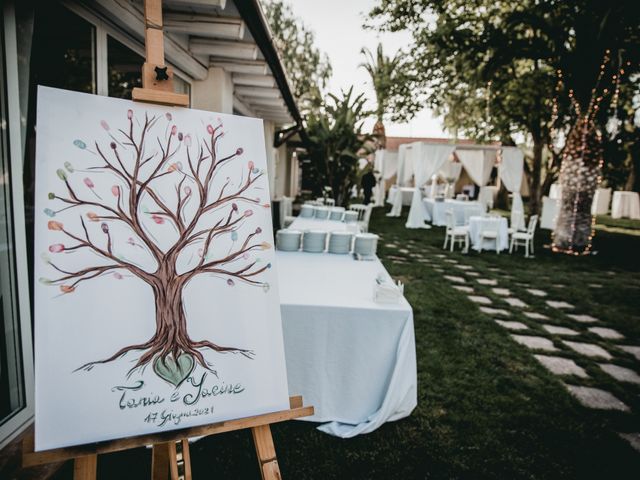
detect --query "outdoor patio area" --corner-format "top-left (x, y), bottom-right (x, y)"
top-left (44, 208), bottom-right (640, 479)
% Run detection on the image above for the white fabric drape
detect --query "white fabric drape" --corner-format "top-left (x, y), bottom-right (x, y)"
top-left (406, 144), bottom-right (456, 228)
top-left (388, 144), bottom-right (409, 217)
top-left (498, 147), bottom-right (525, 230)
top-left (374, 150), bottom-right (398, 206)
top-left (456, 149), bottom-right (496, 187)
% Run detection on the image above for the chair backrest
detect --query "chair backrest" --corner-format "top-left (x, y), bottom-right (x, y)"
top-left (456, 194), bottom-right (469, 201)
top-left (280, 196), bottom-right (293, 218)
top-left (445, 209), bottom-right (455, 231)
top-left (527, 214), bottom-right (539, 235)
top-left (362, 204), bottom-right (373, 224)
top-left (316, 197), bottom-right (325, 205)
top-left (349, 204), bottom-right (367, 221)
top-left (325, 198), bottom-right (336, 207)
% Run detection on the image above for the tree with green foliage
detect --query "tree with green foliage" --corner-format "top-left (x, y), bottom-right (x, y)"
top-left (369, 0), bottom-right (640, 253)
top-left (298, 88), bottom-right (374, 206)
top-left (263, 0), bottom-right (332, 114)
top-left (360, 43), bottom-right (423, 147)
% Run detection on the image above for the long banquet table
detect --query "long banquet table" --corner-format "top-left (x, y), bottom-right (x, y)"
top-left (276, 251), bottom-right (417, 438)
top-left (423, 198), bottom-right (484, 226)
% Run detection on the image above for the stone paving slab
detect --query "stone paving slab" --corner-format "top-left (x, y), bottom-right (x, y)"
top-left (523, 312), bottom-right (549, 320)
top-left (399, 249), bottom-right (410, 254)
top-left (543, 325), bottom-right (580, 336)
top-left (535, 355), bottom-right (588, 377)
top-left (466, 271), bottom-right (480, 277)
top-left (444, 259), bottom-right (458, 264)
top-left (567, 314), bottom-right (598, 323)
top-left (588, 327), bottom-right (624, 340)
top-left (564, 384), bottom-right (629, 411)
top-left (563, 341), bottom-right (612, 359)
top-left (546, 300), bottom-right (574, 309)
top-left (444, 275), bottom-right (466, 283)
top-left (599, 364), bottom-right (640, 385)
top-left (526, 289), bottom-right (548, 297)
top-left (619, 433), bottom-right (640, 453)
top-left (492, 288), bottom-right (511, 296)
top-left (552, 284), bottom-right (566, 288)
top-left (476, 278), bottom-right (498, 286)
top-left (589, 283), bottom-right (603, 289)
top-left (619, 345), bottom-right (640, 361)
top-left (504, 297), bottom-right (528, 308)
top-left (480, 307), bottom-right (511, 317)
top-left (454, 265), bottom-right (473, 270)
top-left (468, 295), bottom-right (492, 305)
top-left (511, 335), bottom-right (557, 351)
top-left (495, 320), bottom-right (528, 331)
top-left (452, 285), bottom-right (474, 293)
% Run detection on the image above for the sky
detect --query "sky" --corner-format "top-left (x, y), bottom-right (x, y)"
top-left (287, 0), bottom-right (447, 139)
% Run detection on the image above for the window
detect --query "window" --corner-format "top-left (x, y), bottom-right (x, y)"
top-left (107, 35), bottom-right (143, 99)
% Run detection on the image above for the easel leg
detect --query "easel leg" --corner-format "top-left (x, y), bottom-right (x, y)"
top-left (152, 440), bottom-right (191, 480)
top-left (74, 454), bottom-right (97, 480)
top-left (251, 425), bottom-right (281, 480)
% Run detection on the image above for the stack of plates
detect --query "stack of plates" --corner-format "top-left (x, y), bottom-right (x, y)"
top-left (302, 230), bottom-right (327, 253)
top-left (276, 230), bottom-right (302, 251)
top-left (300, 204), bottom-right (315, 218)
top-left (329, 206), bottom-right (345, 221)
top-left (315, 206), bottom-right (330, 219)
top-left (344, 210), bottom-right (359, 224)
top-left (354, 233), bottom-right (379, 256)
top-left (328, 231), bottom-right (353, 254)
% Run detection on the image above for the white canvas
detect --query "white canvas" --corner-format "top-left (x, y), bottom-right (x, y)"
top-left (33, 86), bottom-right (289, 450)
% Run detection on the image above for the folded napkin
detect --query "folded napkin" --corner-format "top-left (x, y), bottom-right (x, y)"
top-left (373, 274), bottom-right (404, 304)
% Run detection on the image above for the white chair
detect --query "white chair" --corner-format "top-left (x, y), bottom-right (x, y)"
top-left (325, 198), bottom-right (336, 207)
top-left (349, 204), bottom-right (373, 232)
top-left (279, 196), bottom-right (295, 228)
top-left (478, 228), bottom-right (500, 254)
top-left (508, 210), bottom-right (524, 236)
top-left (443, 210), bottom-right (469, 253)
top-left (456, 194), bottom-right (469, 201)
top-left (510, 214), bottom-right (538, 258)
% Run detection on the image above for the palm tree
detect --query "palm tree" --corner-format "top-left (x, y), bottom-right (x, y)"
top-left (360, 43), bottom-right (403, 149)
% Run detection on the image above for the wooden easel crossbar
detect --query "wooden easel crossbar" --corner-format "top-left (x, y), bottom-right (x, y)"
top-left (25, 0), bottom-right (312, 477)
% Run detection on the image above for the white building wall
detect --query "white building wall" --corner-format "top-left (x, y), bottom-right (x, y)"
top-left (191, 66), bottom-right (234, 113)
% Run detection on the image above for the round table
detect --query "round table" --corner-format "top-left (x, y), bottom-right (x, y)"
top-left (468, 215), bottom-right (509, 252)
top-left (611, 191), bottom-right (640, 220)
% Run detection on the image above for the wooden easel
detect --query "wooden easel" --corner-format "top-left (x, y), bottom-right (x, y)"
top-left (24, 1), bottom-right (313, 478)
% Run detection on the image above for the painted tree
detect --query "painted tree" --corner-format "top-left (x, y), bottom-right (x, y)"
top-left (41, 109), bottom-right (273, 383)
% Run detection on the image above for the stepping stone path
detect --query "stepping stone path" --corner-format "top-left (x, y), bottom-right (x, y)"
top-left (619, 433), bottom-right (640, 453)
top-left (468, 295), bottom-right (492, 305)
top-left (546, 300), bottom-right (574, 309)
top-left (543, 325), bottom-right (580, 336)
top-left (526, 289), bottom-right (548, 297)
top-left (567, 314), bottom-right (598, 323)
top-left (535, 355), bottom-right (588, 378)
top-left (480, 307), bottom-right (511, 317)
top-left (599, 364), bottom-right (640, 385)
top-left (503, 297), bottom-right (528, 308)
top-left (619, 345), bottom-right (640, 361)
top-left (563, 341), bottom-right (612, 360)
top-left (564, 385), bottom-right (629, 411)
top-left (588, 327), bottom-right (624, 340)
top-left (511, 335), bottom-right (557, 351)
top-left (452, 285), bottom-right (474, 293)
top-left (444, 275), bottom-right (466, 283)
top-left (492, 288), bottom-right (511, 296)
top-left (524, 312), bottom-right (549, 320)
top-left (476, 278), bottom-right (498, 286)
top-left (495, 320), bottom-right (528, 331)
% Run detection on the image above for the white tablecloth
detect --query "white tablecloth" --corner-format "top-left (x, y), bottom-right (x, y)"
top-left (276, 252), bottom-right (417, 437)
top-left (288, 217), bottom-right (359, 233)
top-left (611, 191), bottom-right (640, 220)
top-left (540, 196), bottom-right (558, 229)
top-left (549, 183), bottom-right (561, 199)
top-left (591, 188), bottom-right (611, 215)
top-left (387, 186), bottom-right (415, 206)
top-left (468, 216), bottom-right (509, 252)
top-left (423, 199), bottom-right (484, 226)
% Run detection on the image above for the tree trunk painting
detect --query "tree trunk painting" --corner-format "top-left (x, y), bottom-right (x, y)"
top-left (41, 108), bottom-right (272, 386)
top-left (552, 117), bottom-right (602, 255)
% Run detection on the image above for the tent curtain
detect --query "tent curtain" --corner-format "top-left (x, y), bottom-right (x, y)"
top-left (374, 150), bottom-right (398, 206)
top-left (499, 147), bottom-right (525, 230)
top-left (406, 144), bottom-right (456, 228)
top-left (456, 149), bottom-right (496, 186)
top-left (387, 144), bottom-right (409, 217)
top-left (438, 161), bottom-right (463, 182)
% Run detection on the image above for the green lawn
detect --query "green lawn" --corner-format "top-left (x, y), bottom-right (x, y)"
top-left (52, 208), bottom-right (640, 479)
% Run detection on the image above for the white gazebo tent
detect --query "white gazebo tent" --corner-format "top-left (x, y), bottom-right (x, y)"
top-left (386, 141), bottom-right (525, 229)
top-left (373, 149), bottom-right (399, 206)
